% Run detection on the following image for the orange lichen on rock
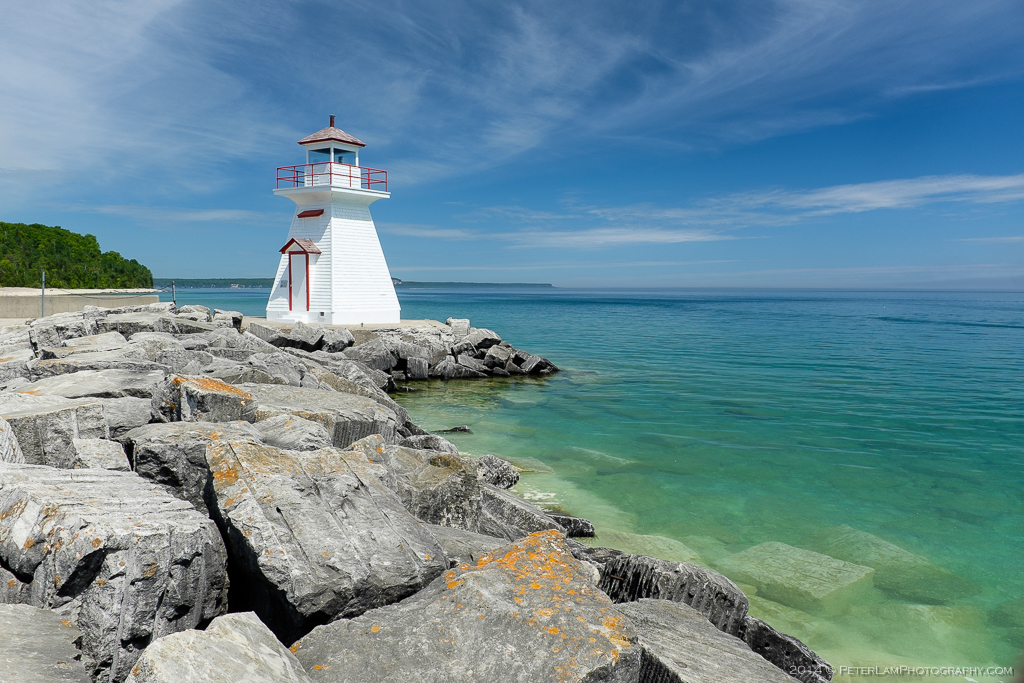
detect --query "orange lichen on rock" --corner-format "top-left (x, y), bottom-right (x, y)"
top-left (173, 375), bottom-right (254, 401)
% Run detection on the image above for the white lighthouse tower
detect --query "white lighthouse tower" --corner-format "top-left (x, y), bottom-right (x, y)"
top-left (266, 116), bottom-right (400, 325)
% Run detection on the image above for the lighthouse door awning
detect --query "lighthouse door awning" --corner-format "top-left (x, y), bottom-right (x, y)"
top-left (280, 238), bottom-right (321, 311)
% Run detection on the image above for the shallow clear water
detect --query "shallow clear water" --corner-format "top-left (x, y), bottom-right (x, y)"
top-left (168, 287), bottom-right (1024, 679)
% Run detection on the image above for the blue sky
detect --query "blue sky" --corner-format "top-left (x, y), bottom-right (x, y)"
top-left (2, 0), bottom-right (1023, 287)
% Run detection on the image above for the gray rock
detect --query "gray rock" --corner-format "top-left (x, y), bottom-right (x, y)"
top-left (0, 463), bottom-right (229, 682)
top-left (126, 612), bottom-right (313, 683)
top-left (246, 321), bottom-right (289, 346)
top-left (95, 312), bottom-right (165, 337)
top-left (256, 414), bottom-right (333, 451)
top-left (14, 369), bottom-right (166, 399)
top-left (0, 345), bottom-right (34, 383)
top-left (344, 338), bottom-right (398, 372)
top-left (206, 347), bottom-right (256, 361)
top-left (742, 616), bottom-right (833, 683)
top-left (424, 523), bottom-right (506, 568)
top-left (0, 394), bottom-right (109, 467)
top-left (456, 353), bottom-right (490, 374)
top-left (599, 554), bottom-right (749, 637)
top-left (405, 356), bottom-right (428, 380)
top-left (39, 331), bottom-right (129, 359)
top-left (475, 454), bottom-right (519, 489)
top-left (321, 327), bottom-right (355, 352)
top-left (151, 375), bottom-right (258, 423)
top-left (100, 396), bottom-right (154, 439)
top-left (250, 351), bottom-right (308, 386)
top-left (565, 539), bottom-right (627, 572)
top-left (290, 321), bottom-right (326, 351)
top-left (30, 315), bottom-right (99, 351)
top-left (292, 530), bottom-right (641, 683)
top-left (483, 344), bottom-right (512, 368)
top-left (398, 433), bottom-right (459, 454)
top-left (349, 435), bottom-right (481, 529)
top-left (175, 304), bottom-right (212, 322)
top-left (125, 421), bottom-right (264, 510)
top-left (803, 524), bottom-right (979, 604)
top-left (428, 356), bottom-right (487, 379)
top-left (476, 484), bottom-right (565, 541)
top-left (27, 351), bottom-right (170, 380)
top-left (464, 327), bottom-right (501, 349)
top-left (205, 439), bottom-right (447, 642)
top-left (550, 513), bottom-right (596, 538)
top-left (212, 309), bottom-right (243, 331)
top-left (238, 331), bottom-right (280, 353)
top-left (619, 599), bottom-right (799, 683)
top-left (503, 357), bottom-right (528, 375)
top-left (0, 603), bottom-right (91, 683)
top-left (0, 414), bottom-right (25, 463)
top-left (444, 317), bottom-right (470, 336)
top-left (302, 365), bottom-right (409, 424)
top-left (242, 383), bottom-right (401, 446)
top-left (284, 349), bottom-right (392, 392)
top-left (200, 357), bottom-right (278, 385)
top-left (124, 334), bottom-right (212, 374)
top-left (714, 542), bottom-right (873, 616)
top-left (520, 353), bottom-right (558, 374)
top-left (72, 438), bottom-right (130, 471)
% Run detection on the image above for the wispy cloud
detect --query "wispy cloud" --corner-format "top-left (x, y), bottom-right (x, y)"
top-left (392, 259), bottom-right (736, 272)
top-left (65, 204), bottom-right (280, 225)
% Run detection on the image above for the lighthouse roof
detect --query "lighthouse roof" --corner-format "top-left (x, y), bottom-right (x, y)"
top-left (298, 126), bottom-right (366, 148)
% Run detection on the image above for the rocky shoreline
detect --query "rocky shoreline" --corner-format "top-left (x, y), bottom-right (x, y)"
top-left (0, 302), bottom-right (832, 683)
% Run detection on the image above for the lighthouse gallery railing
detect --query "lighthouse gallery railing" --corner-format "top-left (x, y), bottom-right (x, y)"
top-left (276, 163), bottom-right (388, 192)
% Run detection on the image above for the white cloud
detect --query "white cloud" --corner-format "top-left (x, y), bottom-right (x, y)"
top-left (956, 235), bottom-right (1024, 243)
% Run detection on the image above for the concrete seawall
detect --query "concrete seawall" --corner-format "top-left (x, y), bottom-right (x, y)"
top-left (0, 287), bottom-right (159, 318)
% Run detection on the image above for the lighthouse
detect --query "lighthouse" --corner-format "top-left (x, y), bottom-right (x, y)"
top-left (266, 116), bottom-right (401, 325)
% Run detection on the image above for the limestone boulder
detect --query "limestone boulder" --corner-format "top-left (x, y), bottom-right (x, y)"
top-left (125, 612), bottom-right (313, 683)
top-left (292, 530), bottom-right (641, 683)
top-left (428, 357), bottom-right (487, 379)
top-left (212, 309), bottom-right (243, 331)
top-left (28, 352), bottom-right (169, 380)
top-left (550, 514), bottom-right (595, 538)
top-left (200, 358), bottom-right (277, 385)
top-left (456, 353), bottom-right (490, 374)
top-left (0, 463), bottom-right (229, 682)
top-left (321, 327), bottom-right (355, 353)
top-left (125, 334), bottom-right (212, 374)
top-left (38, 331), bottom-right (129, 359)
top-left (344, 338), bottom-right (398, 372)
top-left (715, 542), bottom-right (874, 616)
top-left (151, 375), bottom-right (258, 423)
top-left (72, 438), bottom-right (130, 471)
top-left (599, 554), bottom-right (750, 637)
top-left (302, 364), bottom-right (408, 424)
top-left (0, 603), bottom-right (91, 683)
top-left (483, 344), bottom-right (512, 368)
top-left (204, 439), bottom-right (447, 643)
top-left (349, 435), bottom-right (481, 529)
top-left (29, 314), bottom-right (99, 351)
top-left (619, 599), bottom-right (799, 683)
top-left (445, 317), bottom-right (470, 336)
top-left (0, 414), bottom-right (25, 463)
top-left (242, 383), bottom-right (401, 446)
top-left (124, 421), bottom-right (264, 510)
top-left (0, 345), bottom-right (34, 383)
top-left (14, 368), bottom-right (166, 400)
top-left (803, 525), bottom-right (979, 603)
top-left (398, 433), bottom-right (458, 454)
top-left (464, 327), bottom-right (501, 349)
top-left (256, 414), bottom-right (333, 451)
top-left (424, 523), bottom-right (506, 568)
top-left (741, 616), bottom-right (833, 683)
top-left (283, 349), bottom-right (393, 392)
top-left (175, 305), bottom-right (211, 322)
top-left (0, 389), bottom-right (151, 448)
top-left (476, 483), bottom-right (566, 541)
top-left (475, 453), bottom-right (519, 489)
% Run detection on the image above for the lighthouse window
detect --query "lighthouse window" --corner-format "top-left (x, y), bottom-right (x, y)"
top-left (334, 150), bottom-right (355, 165)
top-left (309, 148), bottom-right (331, 164)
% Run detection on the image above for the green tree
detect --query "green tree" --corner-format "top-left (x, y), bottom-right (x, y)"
top-left (0, 222), bottom-right (153, 288)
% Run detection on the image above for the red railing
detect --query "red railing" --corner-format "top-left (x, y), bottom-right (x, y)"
top-left (276, 163), bottom-right (388, 192)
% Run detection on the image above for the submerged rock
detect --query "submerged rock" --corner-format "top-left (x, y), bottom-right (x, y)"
top-left (205, 439), bottom-right (446, 643)
top-left (292, 530), bottom-right (641, 683)
top-left (0, 463), bottom-right (228, 682)
top-left (0, 603), bottom-right (91, 683)
top-left (620, 599), bottom-right (799, 683)
top-left (715, 542), bottom-right (874, 616)
top-left (599, 554), bottom-right (750, 637)
top-left (803, 525), bottom-right (979, 604)
top-left (125, 612), bottom-right (313, 683)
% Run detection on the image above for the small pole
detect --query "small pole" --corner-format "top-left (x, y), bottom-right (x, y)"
top-left (40, 271), bottom-right (45, 318)
top-left (171, 280), bottom-right (176, 306)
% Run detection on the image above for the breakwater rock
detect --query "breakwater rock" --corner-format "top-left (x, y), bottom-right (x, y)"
top-left (0, 304), bottom-right (829, 682)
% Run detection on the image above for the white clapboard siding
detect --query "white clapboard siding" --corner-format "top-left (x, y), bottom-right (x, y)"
top-left (267, 187), bottom-right (400, 325)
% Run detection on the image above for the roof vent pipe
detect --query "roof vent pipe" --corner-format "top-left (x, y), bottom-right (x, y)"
top-left (330, 115), bottom-right (335, 127)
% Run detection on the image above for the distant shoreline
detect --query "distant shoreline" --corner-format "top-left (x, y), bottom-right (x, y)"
top-left (154, 278), bottom-right (555, 290)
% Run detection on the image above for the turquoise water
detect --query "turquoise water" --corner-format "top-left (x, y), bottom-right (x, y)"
top-left (168, 287), bottom-right (1024, 679)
